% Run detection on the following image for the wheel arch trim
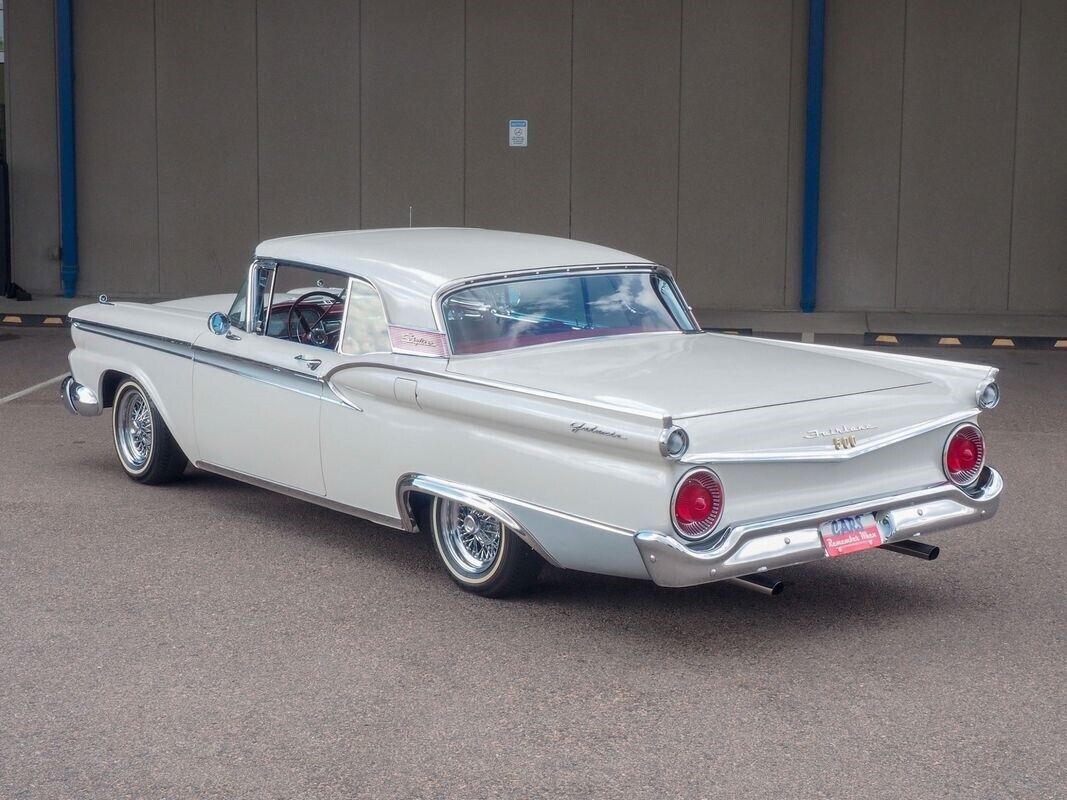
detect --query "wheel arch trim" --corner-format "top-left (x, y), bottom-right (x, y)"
top-left (395, 474), bottom-right (562, 567)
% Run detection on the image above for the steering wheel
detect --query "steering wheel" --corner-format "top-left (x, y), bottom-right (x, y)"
top-left (286, 290), bottom-right (344, 347)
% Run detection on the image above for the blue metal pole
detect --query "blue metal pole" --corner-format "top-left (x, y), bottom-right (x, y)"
top-left (800, 0), bottom-right (825, 313)
top-left (56, 0), bottom-right (79, 298)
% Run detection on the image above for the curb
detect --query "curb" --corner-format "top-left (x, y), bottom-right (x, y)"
top-left (0, 314), bottom-right (70, 328)
top-left (864, 332), bottom-right (1067, 350)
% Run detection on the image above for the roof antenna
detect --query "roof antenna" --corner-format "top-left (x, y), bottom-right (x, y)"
top-left (408, 206), bottom-right (413, 228)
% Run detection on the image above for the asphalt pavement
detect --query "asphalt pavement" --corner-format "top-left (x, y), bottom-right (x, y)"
top-left (1, 327), bottom-right (1064, 799)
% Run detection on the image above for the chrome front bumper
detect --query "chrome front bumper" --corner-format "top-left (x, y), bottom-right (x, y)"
top-left (61, 376), bottom-right (102, 416)
top-left (634, 467), bottom-right (1003, 588)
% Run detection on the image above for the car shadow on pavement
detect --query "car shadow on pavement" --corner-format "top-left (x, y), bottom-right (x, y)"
top-left (176, 468), bottom-right (963, 651)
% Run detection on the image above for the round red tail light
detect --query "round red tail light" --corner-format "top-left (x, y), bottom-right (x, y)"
top-left (944, 423), bottom-right (985, 486)
top-left (672, 469), bottom-right (724, 539)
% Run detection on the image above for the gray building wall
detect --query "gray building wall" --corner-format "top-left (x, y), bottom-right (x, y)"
top-left (5, 0), bottom-right (1066, 314)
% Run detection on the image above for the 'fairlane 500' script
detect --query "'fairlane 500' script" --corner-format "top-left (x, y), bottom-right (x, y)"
top-left (803, 423), bottom-right (876, 440)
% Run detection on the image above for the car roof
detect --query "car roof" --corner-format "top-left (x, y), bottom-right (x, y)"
top-left (254, 228), bottom-right (654, 331)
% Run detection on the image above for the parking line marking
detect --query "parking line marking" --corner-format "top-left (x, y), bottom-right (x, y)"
top-left (0, 373), bottom-right (69, 405)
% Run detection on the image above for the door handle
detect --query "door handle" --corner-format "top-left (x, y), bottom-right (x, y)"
top-left (294, 354), bottom-right (322, 371)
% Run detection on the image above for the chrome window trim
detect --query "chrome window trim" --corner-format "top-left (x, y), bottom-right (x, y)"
top-left (251, 258), bottom-right (394, 357)
top-left (431, 263), bottom-right (700, 338)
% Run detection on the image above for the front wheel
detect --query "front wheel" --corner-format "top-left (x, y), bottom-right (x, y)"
top-left (426, 497), bottom-right (542, 597)
top-left (112, 379), bottom-right (188, 484)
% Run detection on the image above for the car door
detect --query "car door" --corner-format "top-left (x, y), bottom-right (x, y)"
top-left (192, 261), bottom-right (349, 495)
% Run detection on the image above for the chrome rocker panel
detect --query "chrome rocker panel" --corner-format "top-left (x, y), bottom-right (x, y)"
top-left (634, 466), bottom-right (1003, 588)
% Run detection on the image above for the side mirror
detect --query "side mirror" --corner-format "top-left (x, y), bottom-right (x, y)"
top-left (208, 312), bottom-right (231, 335)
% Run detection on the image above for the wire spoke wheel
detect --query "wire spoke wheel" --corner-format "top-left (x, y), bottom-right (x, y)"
top-left (116, 386), bottom-right (154, 471)
top-left (437, 501), bottom-right (503, 578)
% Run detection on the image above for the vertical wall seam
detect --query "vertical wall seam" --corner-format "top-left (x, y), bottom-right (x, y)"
top-left (567, 0), bottom-right (575, 239)
top-left (1005, 0), bottom-right (1023, 312)
top-left (782, 0), bottom-right (797, 307)
top-left (154, 0), bottom-right (162, 294)
top-left (674, 0), bottom-right (683, 274)
top-left (462, 0), bottom-right (468, 227)
top-left (358, 0), bottom-right (363, 229)
top-left (892, 0), bottom-right (909, 309)
top-left (254, 0), bottom-right (260, 243)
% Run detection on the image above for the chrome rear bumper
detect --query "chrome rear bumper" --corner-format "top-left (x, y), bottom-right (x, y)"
top-left (61, 376), bottom-right (102, 416)
top-left (635, 467), bottom-right (1003, 588)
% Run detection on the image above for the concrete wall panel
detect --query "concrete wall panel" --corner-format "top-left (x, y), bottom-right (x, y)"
top-left (74, 0), bottom-right (158, 295)
top-left (155, 0), bottom-right (259, 295)
top-left (571, 0), bottom-right (680, 268)
top-left (678, 0), bottom-right (793, 309)
top-left (360, 0), bottom-right (465, 229)
top-left (817, 0), bottom-right (905, 310)
top-left (1008, 0), bottom-right (1067, 313)
top-left (896, 0), bottom-right (1020, 311)
top-left (464, 0), bottom-right (571, 237)
top-left (257, 0), bottom-right (361, 241)
top-left (7, 0), bottom-right (59, 294)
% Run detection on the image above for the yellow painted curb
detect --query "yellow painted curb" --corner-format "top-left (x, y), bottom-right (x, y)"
top-left (43, 317), bottom-right (65, 325)
top-left (938, 337), bottom-right (961, 346)
top-left (875, 334), bottom-right (898, 344)
top-left (2, 315), bottom-right (22, 324)
top-left (991, 338), bottom-right (1015, 347)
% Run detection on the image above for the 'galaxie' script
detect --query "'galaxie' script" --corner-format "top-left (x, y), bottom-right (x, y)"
top-left (571, 422), bottom-right (626, 440)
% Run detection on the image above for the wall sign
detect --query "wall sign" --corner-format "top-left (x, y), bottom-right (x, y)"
top-left (508, 119), bottom-right (528, 147)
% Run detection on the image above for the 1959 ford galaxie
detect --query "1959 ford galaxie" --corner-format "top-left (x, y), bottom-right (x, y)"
top-left (63, 228), bottom-right (1002, 597)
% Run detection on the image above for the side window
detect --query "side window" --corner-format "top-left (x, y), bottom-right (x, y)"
top-left (264, 264), bottom-right (347, 349)
top-left (227, 276), bottom-right (249, 331)
top-left (340, 278), bottom-right (390, 356)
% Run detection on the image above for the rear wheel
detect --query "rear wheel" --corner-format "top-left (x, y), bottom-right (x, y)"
top-left (424, 496), bottom-right (541, 597)
top-left (112, 379), bottom-right (188, 484)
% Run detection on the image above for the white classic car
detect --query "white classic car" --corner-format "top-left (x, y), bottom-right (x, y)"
top-left (63, 228), bottom-right (1003, 597)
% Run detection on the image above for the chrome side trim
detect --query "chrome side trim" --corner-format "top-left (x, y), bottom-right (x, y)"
top-left (325, 360), bottom-right (672, 426)
top-left (72, 319), bottom-right (193, 359)
top-left (191, 345), bottom-right (353, 408)
top-left (682, 409), bottom-right (976, 464)
top-left (635, 467), bottom-right (1003, 588)
top-left (196, 460), bottom-right (404, 530)
top-left (397, 473), bottom-right (650, 573)
top-left (192, 345), bottom-right (322, 399)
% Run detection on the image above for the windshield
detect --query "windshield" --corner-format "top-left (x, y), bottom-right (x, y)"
top-left (441, 272), bottom-right (695, 355)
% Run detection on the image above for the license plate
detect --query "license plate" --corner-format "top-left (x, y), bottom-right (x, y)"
top-left (819, 513), bottom-right (883, 557)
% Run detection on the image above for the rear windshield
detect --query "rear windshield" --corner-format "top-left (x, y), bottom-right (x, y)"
top-left (441, 272), bottom-right (694, 355)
